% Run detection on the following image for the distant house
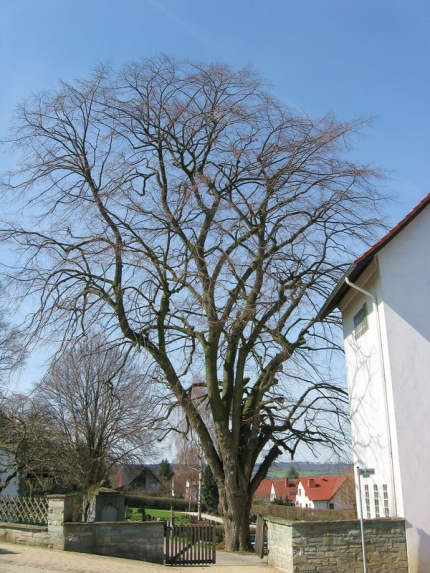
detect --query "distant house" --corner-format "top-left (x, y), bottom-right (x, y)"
top-left (295, 475), bottom-right (353, 510)
top-left (171, 474), bottom-right (200, 501)
top-left (253, 479), bottom-right (273, 503)
top-left (171, 474), bottom-right (187, 497)
top-left (112, 465), bottom-right (161, 492)
top-left (318, 192), bottom-right (430, 572)
top-left (271, 478), bottom-right (297, 505)
top-left (253, 477), bottom-right (297, 505)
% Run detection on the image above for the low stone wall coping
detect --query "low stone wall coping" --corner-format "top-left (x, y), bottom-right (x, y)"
top-left (0, 523), bottom-right (47, 532)
top-left (64, 521), bottom-right (166, 527)
top-left (265, 516), bottom-right (406, 526)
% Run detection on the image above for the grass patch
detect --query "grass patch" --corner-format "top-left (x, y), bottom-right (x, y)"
top-left (144, 508), bottom-right (192, 525)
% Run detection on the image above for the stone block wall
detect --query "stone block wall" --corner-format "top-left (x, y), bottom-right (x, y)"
top-left (0, 495), bottom-right (165, 564)
top-left (47, 494), bottom-right (74, 549)
top-left (267, 517), bottom-right (408, 573)
top-left (64, 521), bottom-right (164, 563)
top-left (0, 523), bottom-right (51, 547)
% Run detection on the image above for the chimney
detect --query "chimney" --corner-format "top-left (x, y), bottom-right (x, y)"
top-left (308, 478), bottom-right (315, 488)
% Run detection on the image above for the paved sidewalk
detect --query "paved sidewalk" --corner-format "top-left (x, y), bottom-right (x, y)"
top-left (0, 544), bottom-right (278, 573)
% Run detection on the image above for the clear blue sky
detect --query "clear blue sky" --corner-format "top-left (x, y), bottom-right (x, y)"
top-left (0, 1), bottom-right (429, 429)
top-left (1, 0), bottom-right (429, 221)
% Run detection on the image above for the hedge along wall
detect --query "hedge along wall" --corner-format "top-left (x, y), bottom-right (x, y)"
top-left (124, 493), bottom-right (201, 512)
top-left (252, 502), bottom-right (357, 522)
top-left (266, 517), bottom-right (408, 573)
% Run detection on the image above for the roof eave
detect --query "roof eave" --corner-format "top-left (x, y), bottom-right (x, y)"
top-left (318, 193), bottom-right (430, 319)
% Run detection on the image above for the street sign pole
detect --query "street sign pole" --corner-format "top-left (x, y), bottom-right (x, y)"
top-left (356, 466), bottom-right (374, 573)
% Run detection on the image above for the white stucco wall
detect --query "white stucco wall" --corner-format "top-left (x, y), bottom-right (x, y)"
top-left (340, 262), bottom-right (399, 518)
top-left (340, 205), bottom-right (430, 573)
top-left (295, 483), bottom-right (314, 508)
top-left (0, 449), bottom-right (21, 497)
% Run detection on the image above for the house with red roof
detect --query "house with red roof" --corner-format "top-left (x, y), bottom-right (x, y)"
top-left (253, 477), bottom-right (297, 505)
top-left (295, 475), bottom-right (353, 510)
top-left (319, 193), bottom-right (430, 572)
top-left (271, 478), bottom-right (297, 505)
top-left (171, 473), bottom-right (201, 501)
top-left (253, 478), bottom-right (273, 503)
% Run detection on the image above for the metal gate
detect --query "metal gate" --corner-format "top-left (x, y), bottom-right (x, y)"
top-left (165, 523), bottom-right (216, 565)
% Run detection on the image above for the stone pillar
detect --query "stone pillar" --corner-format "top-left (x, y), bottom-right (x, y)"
top-left (47, 494), bottom-right (73, 549)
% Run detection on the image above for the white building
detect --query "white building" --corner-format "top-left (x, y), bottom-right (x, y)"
top-left (295, 475), bottom-right (353, 510)
top-left (319, 193), bottom-right (430, 573)
top-left (0, 448), bottom-right (23, 497)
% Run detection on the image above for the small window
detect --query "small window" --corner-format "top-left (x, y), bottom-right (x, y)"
top-left (354, 303), bottom-right (368, 339)
top-left (149, 482), bottom-right (156, 488)
top-left (329, 503), bottom-right (334, 510)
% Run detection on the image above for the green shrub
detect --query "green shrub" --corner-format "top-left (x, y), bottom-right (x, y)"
top-left (215, 524), bottom-right (225, 543)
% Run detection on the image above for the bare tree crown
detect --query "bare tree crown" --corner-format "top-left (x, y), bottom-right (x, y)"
top-left (0, 56), bottom-right (386, 549)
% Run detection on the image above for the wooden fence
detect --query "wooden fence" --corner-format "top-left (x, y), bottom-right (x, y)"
top-left (0, 495), bottom-right (48, 525)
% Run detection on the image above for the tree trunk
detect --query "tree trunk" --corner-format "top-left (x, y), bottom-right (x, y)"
top-left (219, 486), bottom-right (253, 551)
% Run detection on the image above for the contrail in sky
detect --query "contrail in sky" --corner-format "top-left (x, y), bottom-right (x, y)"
top-left (148, 0), bottom-right (213, 50)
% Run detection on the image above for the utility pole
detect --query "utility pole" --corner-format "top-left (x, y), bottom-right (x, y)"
top-left (356, 466), bottom-right (375, 573)
top-left (197, 444), bottom-right (203, 521)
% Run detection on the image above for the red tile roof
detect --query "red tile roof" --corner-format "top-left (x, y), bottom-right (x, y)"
top-left (253, 479), bottom-right (273, 500)
top-left (318, 192), bottom-right (430, 319)
top-left (272, 478), bottom-right (297, 503)
top-left (298, 475), bottom-right (348, 501)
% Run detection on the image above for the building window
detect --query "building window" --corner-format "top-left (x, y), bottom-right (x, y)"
top-left (374, 484), bottom-right (380, 518)
top-left (328, 503), bottom-right (334, 510)
top-left (354, 303), bottom-right (368, 339)
top-left (383, 484), bottom-right (389, 517)
top-left (298, 488), bottom-right (302, 496)
top-left (364, 484), bottom-right (371, 518)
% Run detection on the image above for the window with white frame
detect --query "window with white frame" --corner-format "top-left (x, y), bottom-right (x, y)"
top-left (383, 484), bottom-right (389, 517)
top-left (364, 484), bottom-right (371, 518)
top-left (373, 484), bottom-right (380, 518)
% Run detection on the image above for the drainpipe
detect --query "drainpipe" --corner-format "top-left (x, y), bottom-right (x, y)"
top-left (345, 277), bottom-right (397, 516)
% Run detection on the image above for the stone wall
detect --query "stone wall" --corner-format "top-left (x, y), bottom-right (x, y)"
top-left (0, 523), bottom-right (51, 547)
top-left (64, 521), bottom-right (164, 563)
top-left (48, 494), bottom-right (74, 549)
top-left (0, 495), bottom-right (165, 564)
top-left (267, 517), bottom-right (408, 573)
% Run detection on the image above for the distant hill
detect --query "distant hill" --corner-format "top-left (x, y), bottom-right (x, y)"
top-left (265, 461), bottom-right (353, 478)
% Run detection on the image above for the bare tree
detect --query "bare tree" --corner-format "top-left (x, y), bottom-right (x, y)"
top-left (0, 394), bottom-right (59, 494)
top-left (34, 333), bottom-right (161, 490)
top-left (0, 290), bottom-right (25, 393)
top-left (0, 56), bottom-right (386, 549)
